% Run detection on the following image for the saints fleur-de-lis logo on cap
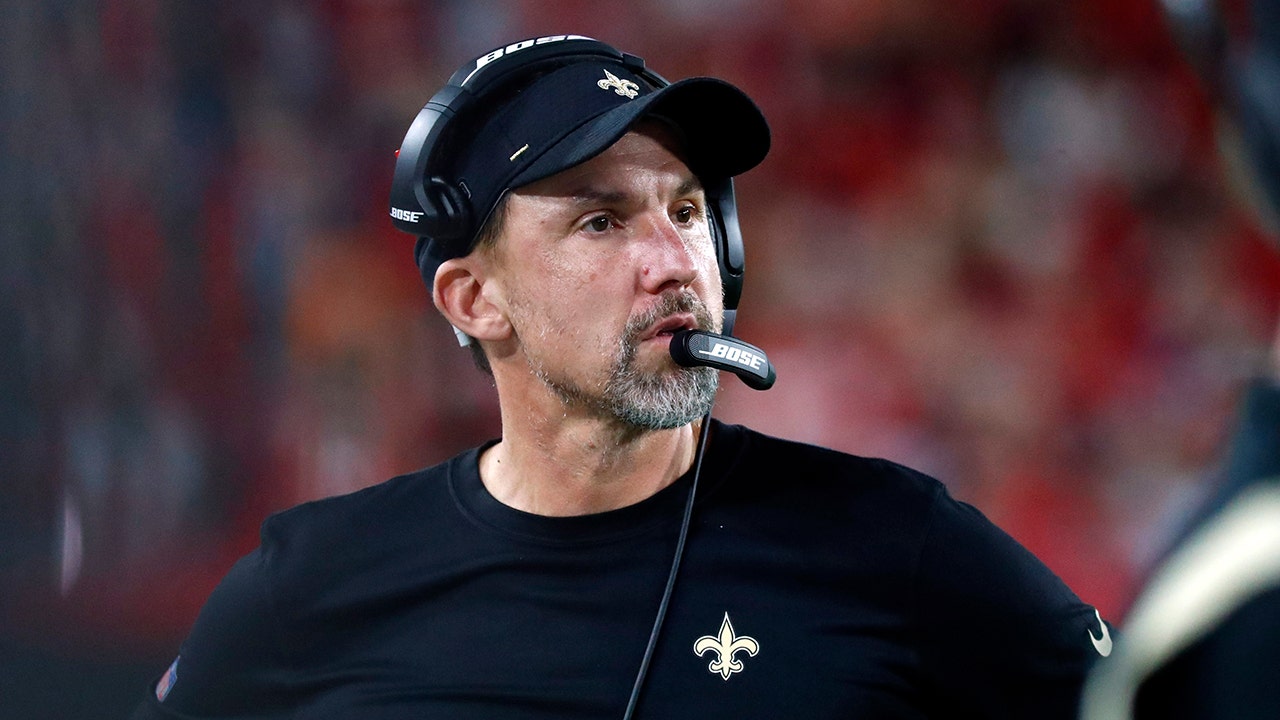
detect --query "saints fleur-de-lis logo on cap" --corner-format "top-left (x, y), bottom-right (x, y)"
top-left (694, 612), bottom-right (759, 680)
top-left (597, 69), bottom-right (640, 99)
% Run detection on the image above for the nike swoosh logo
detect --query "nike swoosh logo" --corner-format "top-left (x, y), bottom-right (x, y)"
top-left (1088, 608), bottom-right (1112, 657)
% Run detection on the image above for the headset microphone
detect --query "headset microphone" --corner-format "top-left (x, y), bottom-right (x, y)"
top-left (669, 330), bottom-right (776, 390)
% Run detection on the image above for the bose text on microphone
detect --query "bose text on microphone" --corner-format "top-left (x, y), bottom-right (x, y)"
top-left (669, 329), bottom-right (776, 390)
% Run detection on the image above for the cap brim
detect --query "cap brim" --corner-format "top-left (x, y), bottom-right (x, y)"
top-left (509, 77), bottom-right (770, 189)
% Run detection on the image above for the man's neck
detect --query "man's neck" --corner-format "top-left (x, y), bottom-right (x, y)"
top-left (479, 410), bottom-right (699, 517)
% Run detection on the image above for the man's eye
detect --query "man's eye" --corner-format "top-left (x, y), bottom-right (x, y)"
top-left (674, 204), bottom-right (701, 224)
top-left (586, 216), bottom-right (612, 233)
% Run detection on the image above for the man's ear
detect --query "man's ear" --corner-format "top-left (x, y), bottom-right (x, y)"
top-left (433, 258), bottom-right (511, 342)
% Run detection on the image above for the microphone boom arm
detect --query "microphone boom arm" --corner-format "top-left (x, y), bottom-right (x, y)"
top-left (669, 330), bottom-right (776, 390)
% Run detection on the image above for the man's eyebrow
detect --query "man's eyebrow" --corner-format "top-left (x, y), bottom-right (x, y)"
top-left (674, 175), bottom-right (705, 198)
top-left (563, 175), bottom-right (706, 207)
top-left (565, 187), bottom-right (628, 207)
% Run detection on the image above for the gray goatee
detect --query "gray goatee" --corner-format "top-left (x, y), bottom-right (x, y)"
top-left (536, 291), bottom-right (720, 430)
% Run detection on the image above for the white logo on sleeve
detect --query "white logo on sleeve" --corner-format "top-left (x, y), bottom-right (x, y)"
top-left (1088, 608), bottom-right (1112, 657)
top-left (694, 613), bottom-right (759, 680)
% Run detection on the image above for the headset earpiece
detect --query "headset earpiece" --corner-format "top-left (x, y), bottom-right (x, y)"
top-left (705, 177), bottom-right (744, 312)
top-left (419, 176), bottom-right (473, 241)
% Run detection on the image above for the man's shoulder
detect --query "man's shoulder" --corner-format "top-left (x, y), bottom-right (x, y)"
top-left (252, 448), bottom-right (479, 580)
top-left (723, 421), bottom-right (946, 500)
top-left (269, 455), bottom-right (456, 535)
top-left (711, 422), bottom-right (950, 540)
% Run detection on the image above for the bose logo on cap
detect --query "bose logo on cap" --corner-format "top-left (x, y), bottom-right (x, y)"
top-left (697, 342), bottom-right (765, 371)
top-left (463, 35), bottom-right (594, 85)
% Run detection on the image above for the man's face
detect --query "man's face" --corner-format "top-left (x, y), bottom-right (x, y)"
top-left (486, 125), bottom-right (723, 429)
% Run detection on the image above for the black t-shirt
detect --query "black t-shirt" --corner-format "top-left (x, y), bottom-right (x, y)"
top-left (132, 422), bottom-right (1107, 719)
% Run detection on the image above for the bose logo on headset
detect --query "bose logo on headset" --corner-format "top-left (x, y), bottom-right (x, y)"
top-left (390, 207), bottom-right (423, 223)
top-left (696, 342), bottom-right (766, 371)
top-left (462, 35), bottom-right (593, 85)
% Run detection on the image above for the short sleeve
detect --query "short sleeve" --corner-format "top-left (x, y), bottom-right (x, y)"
top-left (910, 488), bottom-right (1108, 719)
top-left (130, 527), bottom-right (294, 719)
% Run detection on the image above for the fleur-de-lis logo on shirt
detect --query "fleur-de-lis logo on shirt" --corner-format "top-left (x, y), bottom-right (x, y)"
top-left (597, 69), bottom-right (640, 98)
top-left (694, 613), bottom-right (759, 680)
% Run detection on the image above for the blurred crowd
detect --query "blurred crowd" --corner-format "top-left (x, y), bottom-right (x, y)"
top-left (3, 0), bottom-right (1278, 711)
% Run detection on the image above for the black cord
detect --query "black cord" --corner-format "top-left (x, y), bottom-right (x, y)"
top-left (621, 412), bottom-right (714, 720)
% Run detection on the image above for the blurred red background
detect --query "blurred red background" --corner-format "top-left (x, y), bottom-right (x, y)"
top-left (3, 1), bottom-right (1277, 717)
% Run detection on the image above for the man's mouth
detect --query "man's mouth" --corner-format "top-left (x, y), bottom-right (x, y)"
top-left (642, 314), bottom-right (697, 342)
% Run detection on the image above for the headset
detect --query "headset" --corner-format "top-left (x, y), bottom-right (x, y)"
top-left (388, 34), bottom-right (748, 335)
top-left (389, 36), bottom-right (774, 720)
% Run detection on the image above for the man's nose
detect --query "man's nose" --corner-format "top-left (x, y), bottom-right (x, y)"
top-left (638, 215), bottom-right (698, 294)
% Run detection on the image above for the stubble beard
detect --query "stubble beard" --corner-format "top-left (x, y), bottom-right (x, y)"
top-left (531, 291), bottom-right (720, 431)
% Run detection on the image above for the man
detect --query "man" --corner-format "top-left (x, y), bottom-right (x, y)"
top-left (133, 36), bottom-right (1109, 719)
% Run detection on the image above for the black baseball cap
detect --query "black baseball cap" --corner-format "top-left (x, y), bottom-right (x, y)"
top-left (432, 58), bottom-right (771, 263)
